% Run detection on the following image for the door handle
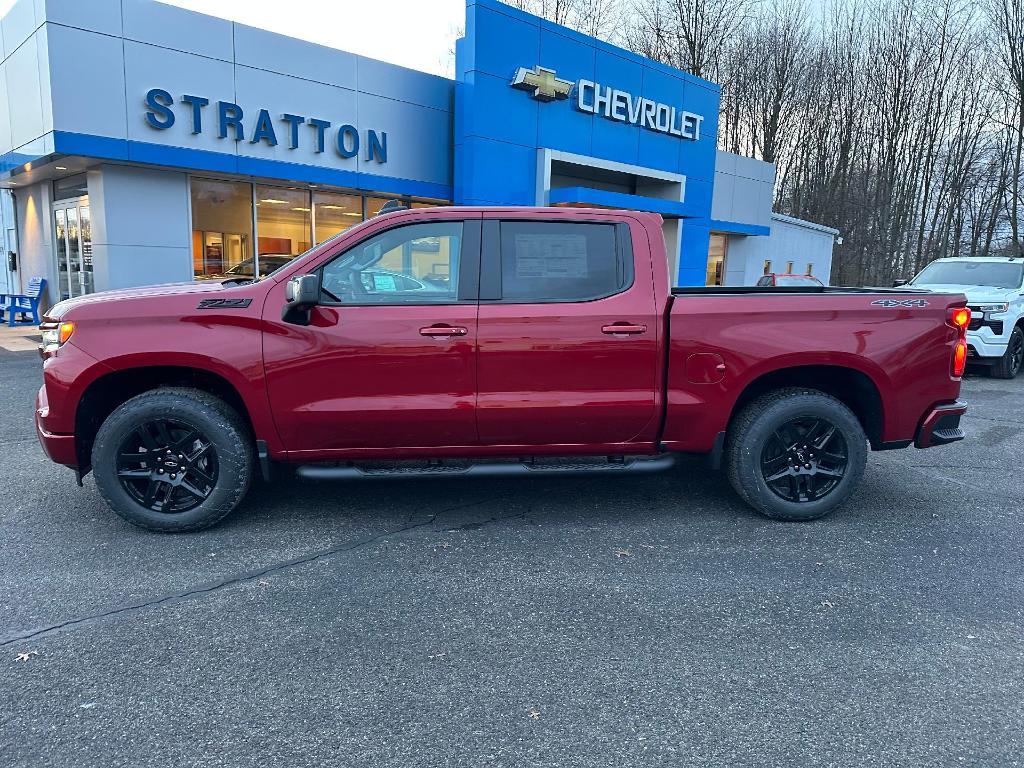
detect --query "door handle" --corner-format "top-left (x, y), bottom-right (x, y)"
top-left (601, 323), bottom-right (647, 335)
top-left (420, 325), bottom-right (468, 337)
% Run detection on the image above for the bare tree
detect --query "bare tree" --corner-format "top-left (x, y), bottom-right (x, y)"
top-left (623, 0), bottom-right (754, 81)
top-left (500, 0), bottom-right (1022, 283)
top-left (985, 0), bottom-right (1024, 255)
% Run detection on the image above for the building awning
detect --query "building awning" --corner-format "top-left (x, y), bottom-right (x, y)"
top-left (548, 186), bottom-right (691, 218)
top-left (709, 219), bottom-right (771, 237)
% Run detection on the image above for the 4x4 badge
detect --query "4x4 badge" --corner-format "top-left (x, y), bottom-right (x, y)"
top-left (871, 298), bottom-right (930, 308)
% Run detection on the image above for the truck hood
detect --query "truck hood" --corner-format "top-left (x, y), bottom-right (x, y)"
top-left (45, 281), bottom-right (231, 320)
top-left (913, 284), bottom-right (1018, 304)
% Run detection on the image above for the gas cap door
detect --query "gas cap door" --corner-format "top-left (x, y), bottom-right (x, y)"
top-left (685, 352), bottom-right (727, 384)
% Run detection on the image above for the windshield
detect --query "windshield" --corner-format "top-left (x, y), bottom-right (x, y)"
top-left (912, 260), bottom-right (1024, 289)
top-left (225, 259), bottom-right (256, 277)
top-left (774, 275), bottom-right (820, 286)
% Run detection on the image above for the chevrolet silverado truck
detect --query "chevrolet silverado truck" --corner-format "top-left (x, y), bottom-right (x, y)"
top-left (900, 256), bottom-right (1024, 379)
top-left (35, 206), bottom-right (970, 532)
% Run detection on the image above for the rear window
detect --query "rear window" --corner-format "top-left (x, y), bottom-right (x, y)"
top-left (498, 222), bottom-right (630, 302)
top-left (912, 260), bottom-right (1024, 289)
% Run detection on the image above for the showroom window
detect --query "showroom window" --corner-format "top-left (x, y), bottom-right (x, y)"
top-left (256, 185), bottom-right (311, 260)
top-left (314, 192), bottom-right (362, 244)
top-left (191, 179), bottom-right (253, 278)
top-left (365, 197), bottom-right (440, 218)
top-left (705, 234), bottom-right (727, 286)
top-left (189, 177), bottom-right (448, 280)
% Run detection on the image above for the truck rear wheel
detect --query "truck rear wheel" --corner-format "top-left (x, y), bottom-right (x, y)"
top-left (991, 326), bottom-right (1024, 379)
top-left (725, 388), bottom-right (867, 521)
top-left (91, 387), bottom-right (253, 532)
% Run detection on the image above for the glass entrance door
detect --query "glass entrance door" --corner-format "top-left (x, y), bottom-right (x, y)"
top-left (54, 197), bottom-right (92, 299)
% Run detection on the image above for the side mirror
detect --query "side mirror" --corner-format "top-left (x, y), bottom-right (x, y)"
top-left (282, 273), bottom-right (320, 325)
top-left (892, 278), bottom-right (909, 287)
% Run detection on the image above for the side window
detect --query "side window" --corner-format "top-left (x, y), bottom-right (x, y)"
top-left (320, 221), bottom-right (462, 304)
top-left (497, 222), bottom-right (630, 302)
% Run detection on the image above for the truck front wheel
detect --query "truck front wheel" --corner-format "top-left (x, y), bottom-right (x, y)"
top-left (725, 388), bottom-right (867, 521)
top-left (91, 387), bottom-right (254, 532)
top-left (991, 326), bottom-right (1024, 379)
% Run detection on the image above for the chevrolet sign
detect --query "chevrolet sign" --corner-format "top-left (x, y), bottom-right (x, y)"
top-left (577, 80), bottom-right (703, 141)
top-left (510, 65), bottom-right (704, 142)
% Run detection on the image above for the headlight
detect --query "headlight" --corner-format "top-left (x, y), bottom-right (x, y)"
top-left (40, 321), bottom-right (75, 354)
top-left (971, 303), bottom-right (1009, 313)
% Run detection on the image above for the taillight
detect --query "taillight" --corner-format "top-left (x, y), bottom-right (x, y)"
top-left (952, 339), bottom-right (968, 377)
top-left (948, 307), bottom-right (970, 332)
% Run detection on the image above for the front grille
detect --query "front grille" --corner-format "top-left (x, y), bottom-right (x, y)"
top-left (967, 318), bottom-right (1004, 335)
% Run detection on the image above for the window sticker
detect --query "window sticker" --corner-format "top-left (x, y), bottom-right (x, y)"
top-left (372, 272), bottom-right (398, 291)
top-left (513, 234), bottom-right (588, 279)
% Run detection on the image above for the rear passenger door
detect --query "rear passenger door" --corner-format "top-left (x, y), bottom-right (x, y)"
top-left (475, 215), bottom-right (660, 448)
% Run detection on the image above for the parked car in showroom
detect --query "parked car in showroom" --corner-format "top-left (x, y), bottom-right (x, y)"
top-left (195, 255), bottom-right (293, 282)
top-left (756, 273), bottom-right (824, 287)
top-left (36, 206), bottom-right (969, 532)
top-left (900, 256), bottom-right (1024, 379)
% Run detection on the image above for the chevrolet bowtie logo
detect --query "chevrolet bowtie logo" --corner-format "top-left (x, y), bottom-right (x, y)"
top-left (511, 65), bottom-right (573, 101)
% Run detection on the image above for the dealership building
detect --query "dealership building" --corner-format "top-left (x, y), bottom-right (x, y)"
top-left (0, 0), bottom-right (837, 305)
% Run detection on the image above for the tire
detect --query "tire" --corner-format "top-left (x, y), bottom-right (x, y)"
top-left (91, 387), bottom-right (253, 532)
top-left (725, 387), bottom-right (868, 521)
top-left (991, 326), bottom-right (1024, 380)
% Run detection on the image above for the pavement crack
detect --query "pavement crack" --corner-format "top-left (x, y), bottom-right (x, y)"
top-left (0, 497), bottom-right (495, 648)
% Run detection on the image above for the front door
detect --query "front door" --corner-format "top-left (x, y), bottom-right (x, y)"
top-left (476, 216), bottom-right (660, 448)
top-left (263, 215), bottom-right (482, 455)
top-left (53, 197), bottom-right (93, 300)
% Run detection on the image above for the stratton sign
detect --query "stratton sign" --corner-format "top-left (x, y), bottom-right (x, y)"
top-left (143, 88), bottom-right (389, 163)
top-left (510, 65), bottom-right (704, 142)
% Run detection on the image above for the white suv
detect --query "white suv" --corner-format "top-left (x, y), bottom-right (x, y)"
top-left (907, 256), bottom-right (1024, 379)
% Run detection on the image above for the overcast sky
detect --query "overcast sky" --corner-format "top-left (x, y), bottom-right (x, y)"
top-left (0, 0), bottom-right (467, 76)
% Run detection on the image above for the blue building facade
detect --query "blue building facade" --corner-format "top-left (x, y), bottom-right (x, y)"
top-left (456, 0), bottom-right (736, 285)
top-left (0, 0), bottom-right (834, 305)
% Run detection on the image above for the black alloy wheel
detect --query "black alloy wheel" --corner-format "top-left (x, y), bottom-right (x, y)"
top-left (1009, 331), bottom-right (1024, 375)
top-left (759, 416), bottom-right (849, 503)
top-left (992, 326), bottom-right (1024, 379)
top-left (115, 418), bottom-right (219, 513)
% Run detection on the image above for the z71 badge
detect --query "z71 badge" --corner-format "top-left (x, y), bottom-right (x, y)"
top-left (871, 298), bottom-right (930, 308)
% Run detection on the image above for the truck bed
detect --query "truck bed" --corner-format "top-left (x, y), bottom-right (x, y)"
top-left (670, 286), bottom-right (931, 295)
top-left (660, 286), bottom-right (967, 454)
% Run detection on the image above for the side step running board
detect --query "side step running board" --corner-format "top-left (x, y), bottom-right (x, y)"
top-left (295, 454), bottom-right (677, 481)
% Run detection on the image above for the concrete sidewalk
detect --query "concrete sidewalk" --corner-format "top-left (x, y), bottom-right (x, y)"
top-left (0, 323), bottom-right (41, 353)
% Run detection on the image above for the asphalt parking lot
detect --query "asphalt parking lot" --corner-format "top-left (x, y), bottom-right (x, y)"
top-left (1, 335), bottom-right (1022, 767)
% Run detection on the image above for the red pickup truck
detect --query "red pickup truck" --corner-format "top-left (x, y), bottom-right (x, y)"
top-left (35, 206), bottom-right (969, 532)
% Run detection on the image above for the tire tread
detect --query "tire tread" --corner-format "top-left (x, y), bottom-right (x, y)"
top-left (725, 387), bottom-right (866, 521)
top-left (91, 387), bottom-right (253, 533)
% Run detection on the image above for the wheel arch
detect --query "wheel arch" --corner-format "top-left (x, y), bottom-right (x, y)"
top-left (729, 364), bottom-right (886, 449)
top-left (74, 365), bottom-right (257, 471)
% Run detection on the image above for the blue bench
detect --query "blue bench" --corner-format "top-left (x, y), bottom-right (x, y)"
top-left (0, 277), bottom-right (47, 327)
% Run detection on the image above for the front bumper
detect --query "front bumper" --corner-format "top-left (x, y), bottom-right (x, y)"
top-left (966, 330), bottom-right (1008, 360)
top-left (35, 386), bottom-right (77, 466)
top-left (915, 400), bottom-right (967, 449)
